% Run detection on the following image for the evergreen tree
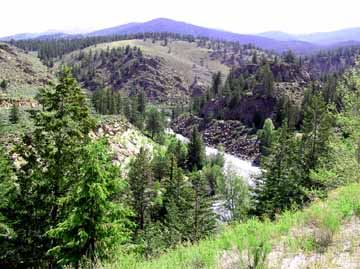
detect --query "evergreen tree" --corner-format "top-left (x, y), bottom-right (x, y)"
top-left (0, 146), bottom-right (15, 267)
top-left (283, 50), bottom-right (296, 63)
top-left (167, 138), bottom-right (188, 169)
top-left (191, 171), bottom-right (216, 242)
top-left (211, 71), bottom-right (222, 96)
top-left (47, 140), bottom-right (132, 266)
top-left (254, 122), bottom-right (306, 217)
top-left (145, 107), bottom-right (165, 139)
top-left (2, 68), bottom-right (96, 267)
top-left (0, 80), bottom-right (8, 91)
top-left (187, 127), bottom-right (205, 171)
top-left (137, 90), bottom-right (146, 115)
top-left (258, 118), bottom-right (275, 156)
top-left (163, 157), bottom-right (193, 245)
top-left (260, 64), bottom-right (275, 96)
top-left (8, 103), bottom-right (20, 124)
top-left (128, 147), bottom-right (155, 232)
top-left (301, 93), bottom-right (332, 174)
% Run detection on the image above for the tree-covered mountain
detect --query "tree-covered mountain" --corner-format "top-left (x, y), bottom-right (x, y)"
top-left (88, 18), bottom-right (318, 54)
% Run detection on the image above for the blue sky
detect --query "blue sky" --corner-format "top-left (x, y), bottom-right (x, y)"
top-left (1, 0), bottom-right (360, 36)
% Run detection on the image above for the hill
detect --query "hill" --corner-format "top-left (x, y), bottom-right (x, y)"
top-left (0, 43), bottom-right (52, 100)
top-left (88, 18), bottom-right (318, 54)
top-left (57, 38), bottom-right (233, 103)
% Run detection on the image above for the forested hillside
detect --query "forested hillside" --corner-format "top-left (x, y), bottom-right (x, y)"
top-left (1, 25), bottom-right (360, 269)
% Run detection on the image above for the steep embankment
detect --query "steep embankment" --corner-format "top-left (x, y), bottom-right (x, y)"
top-left (171, 115), bottom-right (260, 162)
top-left (111, 183), bottom-right (360, 269)
top-left (90, 116), bottom-right (156, 173)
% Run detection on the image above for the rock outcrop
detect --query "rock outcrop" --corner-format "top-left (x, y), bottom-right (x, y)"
top-left (171, 115), bottom-right (259, 161)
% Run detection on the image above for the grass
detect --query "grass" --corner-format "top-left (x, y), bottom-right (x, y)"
top-left (0, 43), bottom-right (52, 99)
top-left (108, 183), bottom-right (360, 268)
top-left (58, 39), bottom-right (230, 88)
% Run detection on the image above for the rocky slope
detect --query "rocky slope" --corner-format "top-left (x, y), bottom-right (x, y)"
top-left (90, 117), bottom-right (155, 172)
top-left (58, 39), bottom-right (231, 104)
top-left (171, 115), bottom-right (259, 162)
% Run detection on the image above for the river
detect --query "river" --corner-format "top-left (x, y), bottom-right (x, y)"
top-left (167, 129), bottom-right (261, 221)
top-left (167, 129), bottom-right (261, 185)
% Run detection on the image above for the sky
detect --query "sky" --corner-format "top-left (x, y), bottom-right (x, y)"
top-left (1, 0), bottom-right (360, 37)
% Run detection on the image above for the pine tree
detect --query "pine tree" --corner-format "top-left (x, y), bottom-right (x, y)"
top-left (128, 147), bottom-right (155, 232)
top-left (211, 71), bottom-right (222, 96)
top-left (260, 64), bottom-right (275, 96)
top-left (187, 127), bottom-right (205, 171)
top-left (301, 93), bottom-right (332, 174)
top-left (163, 157), bottom-right (193, 245)
top-left (258, 118), bottom-right (275, 156)
top-left (0, 146), bottom-right (16, 267)
top-left (145, 107), bottom-right (165, 139)
top-left (254, 122), bottom-right (306, 217)
top-left (191, 171), bottom-right (216, 242)
top-left (47, 140), bottom-right (132, 266)
top-left (9, 103), bottom-right (20, 124)
top-left (2, 68), bottom-right (97, 267)
top-left (0, 80), bottom-right (8, 91)
top-left (137, 90), bottom-right (146, 115)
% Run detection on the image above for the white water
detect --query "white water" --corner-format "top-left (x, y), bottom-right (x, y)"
top-left (167, 129), bottom-right (261, 185)
top-left (167, 128), bottom-right (261, 221)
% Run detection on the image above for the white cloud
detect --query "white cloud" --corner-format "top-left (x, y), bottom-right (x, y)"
top-left (1, 0), bottom-right (360, 36)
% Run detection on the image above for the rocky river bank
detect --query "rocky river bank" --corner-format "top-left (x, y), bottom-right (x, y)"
top-left (171, 115), bottom-right (260, 163)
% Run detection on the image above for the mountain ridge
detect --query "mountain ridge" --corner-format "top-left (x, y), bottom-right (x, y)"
top-left (2, 18), bottom-right (360, 54)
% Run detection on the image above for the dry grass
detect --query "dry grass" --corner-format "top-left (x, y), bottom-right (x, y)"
top-left (59, 39), bottom-right (230, 89)
top-left (0, 43), bottom-right (52, 99)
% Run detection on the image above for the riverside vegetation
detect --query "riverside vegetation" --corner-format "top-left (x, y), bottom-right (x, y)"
top-left (0, 32), bottom-right (360, 268)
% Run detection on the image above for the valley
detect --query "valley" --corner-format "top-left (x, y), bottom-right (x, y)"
top-left (1, 13), bottom-right (360, 269)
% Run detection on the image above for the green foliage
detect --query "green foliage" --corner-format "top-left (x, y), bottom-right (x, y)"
top-left (190, 171), bottom-right (216, 242)
top-left (128, 147), bottom-right (155, 232)
top-left (92, 88), bottom-right (123, 115)
top-left (0, 146), bottom-right (15, 266)
top-left (217, 167), bottom-right (251, 221)
top-left (258, 63), bottom-right (274, 96)
top-left (187, 127), bottom-right (205, 171)
top-left (236, 219), bottom-right (272, 269)
top-left (282, 50), bottom-right (296, 63)
top-left (0, 79), bottom-right (8, 90)
top-left (310, 70), bottom-right (360, 189)
top-left (202, 164), bottom-right (223, 196)
top-left (301, 93), bottom-right (333, 175)
top-left (8, 103), bottom-right (20, 124)
top-left (162, 157), bottom-right (194, 245)
top-left (166, 138), bottom-right (188, 169)
top-left (0, 68), bottom-right (127, 267)
top-left (47, 140), bottom-right (132, 266)
top-left (145, 107), bottom-right (165, 139)
top-left (254, 122), bottom-right (306, 217)
top-left (211, 71), bottom-right (222, 96)
top-left (252, 51), bottom-right (258, 64)
top-left (257, 118), bottom-right (275, 156)
top-left (112, 183), bottom-right (360, 268)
